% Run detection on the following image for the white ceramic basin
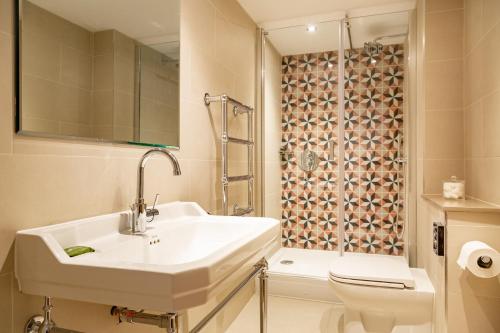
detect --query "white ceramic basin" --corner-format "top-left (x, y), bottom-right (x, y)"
top-left (15, 202), bottom-right (279, 311)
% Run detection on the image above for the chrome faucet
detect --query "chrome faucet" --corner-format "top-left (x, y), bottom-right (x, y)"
top-left (131, 148), bottom-right (181, 234)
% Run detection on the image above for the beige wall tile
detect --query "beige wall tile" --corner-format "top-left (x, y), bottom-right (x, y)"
top-left (61, 21), bottom-right (92, 54)
top-left (425, 60), bottom-right (463, 110)
top-left (0, 273), bottom-right (12, 333)
top-left (424, 110), bottom-right (464, 159)
top-left (22, 75), bottom-right (60, 121)
top-left (0, 31), bottom-right (13, 153)
top-left (483, 90), bottom-right (500, 157)
top-left (22, 31), bottom-right (60, 82)
top-left (0, 0), bottom-right (12, 34)
top-left (480, 23), bottom-right (500, 96)
top-left (182, 0), bottom-right (216, 58)
top-left (464, 0), bottom-right (482, 54)
top-left (464, 103), bottom-right (484, 158)
top-left (23, 1), bottom-right (64, 38)
top-left (113, 91), bottom-right (134, 127)
top-left (114, 30), bottom-right (135, 61)
top-left (91, 125), bottom-right (113, 140)
top-left (93, 30), bottom-right (114, 56)
top-left (447, 291), bottom-right (500, 333)
top-left (423, 158), bottom-right (464, 194)
top-left (114, 56), bottom-right (135, 93)
top-left (92, 90), bottom-right (114, 126)
top-left (463, 44), bottom-right (482, 107)
top-left (21, 116), bottom-right (59, 134)
top-left (477, 158), bottom-right (500, 204)
top-left (210, 0), bottom-right (256, 30)
top-left (60, 122), bottom-right (91, 138)
top-left (58, 85), bottom-right (91, 124)
top-left (215, 13), bottom-right (255, 76)
top-left (112, 126), bottom-right (133, 142)
top-left (426, 9), bottom-right (463, 61)
top-left (463, 0), bottom-right (500, 205)
top-left (61, 47), bottom-right (93, 90)
top-left (426, 0), bottom-right (463, 12)
top-left (93, 55), bottom-right (114, 91)
top-left (482, 0), bottom-right (500, 35)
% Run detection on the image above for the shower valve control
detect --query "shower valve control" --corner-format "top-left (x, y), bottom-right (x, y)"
top-left (433, 221), bottom-right (445, 256)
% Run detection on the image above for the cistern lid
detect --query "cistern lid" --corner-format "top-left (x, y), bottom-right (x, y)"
top-left (329, 254), bottom-right (415, 289)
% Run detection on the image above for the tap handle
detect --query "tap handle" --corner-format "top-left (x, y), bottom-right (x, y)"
top-left (146, 194), bottom-right (160, 219)
top-left (152, 193), bottom-right (160, 209)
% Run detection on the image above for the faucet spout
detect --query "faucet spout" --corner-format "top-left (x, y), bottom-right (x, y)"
top-left (132, 148), bottom-right (182, 234)
top-left (137, 148), bottom-right (181, 201)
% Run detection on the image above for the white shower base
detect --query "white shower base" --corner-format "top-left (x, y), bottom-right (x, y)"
top-left (267, 247), bottom-right (342, 303)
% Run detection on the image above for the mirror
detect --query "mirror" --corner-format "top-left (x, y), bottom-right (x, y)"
top-left (17, 0), bottom-right (180, 148)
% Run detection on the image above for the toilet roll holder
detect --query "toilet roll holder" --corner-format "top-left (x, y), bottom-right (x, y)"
top-left (477, 256), bottom-right (493, 269)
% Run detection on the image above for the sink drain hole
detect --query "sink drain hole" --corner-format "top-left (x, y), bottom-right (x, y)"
top-left (280, 259), bottom-right (294, 265)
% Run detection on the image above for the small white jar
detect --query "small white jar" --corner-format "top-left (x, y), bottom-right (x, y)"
top-left (442, 176), bottom-right (465, 199)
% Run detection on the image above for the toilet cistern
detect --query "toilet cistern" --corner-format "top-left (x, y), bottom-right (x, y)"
top-left (131, 148), bottom-right (182, 234)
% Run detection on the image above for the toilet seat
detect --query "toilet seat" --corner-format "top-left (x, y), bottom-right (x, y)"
top-left (329, 254), bottom-right (415, 289)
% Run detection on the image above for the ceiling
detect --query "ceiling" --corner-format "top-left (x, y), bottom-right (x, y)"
top-left (236, 0), bottom-right (414, 56)
top-left (237, 0), bottom-right (415, 24)
top-left (267, 11), bottom-right (409, 56)
top-left (29, 0), bottom-right (180, 46)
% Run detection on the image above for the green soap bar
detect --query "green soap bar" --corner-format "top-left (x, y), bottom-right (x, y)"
top-left (64, 246), bottom-right (95, 257)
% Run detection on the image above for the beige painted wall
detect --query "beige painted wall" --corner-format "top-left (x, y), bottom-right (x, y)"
top-left (0, 0), bottom-right (257, 331)
top-left (463, 0), bottom-right (500, 205)
top-left (422, 0), bottom-right (465, 195)
top-left (262, 38), bottom-right (281, 220)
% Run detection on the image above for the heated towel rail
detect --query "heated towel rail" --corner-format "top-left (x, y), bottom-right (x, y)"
top-left (204, 93), bottom-right (254, 216)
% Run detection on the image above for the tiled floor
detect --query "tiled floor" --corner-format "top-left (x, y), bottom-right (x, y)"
top-left (226, 294), bottom-right (344, 333)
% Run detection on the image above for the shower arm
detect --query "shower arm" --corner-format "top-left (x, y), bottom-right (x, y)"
top-left (373, 33), bottom-right (407, 44)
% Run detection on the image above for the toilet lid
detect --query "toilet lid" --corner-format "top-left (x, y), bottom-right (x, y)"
top-left (329, 254), bottom-right (415, 289)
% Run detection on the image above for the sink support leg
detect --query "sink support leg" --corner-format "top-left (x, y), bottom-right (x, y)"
top-left (24, 297), bottom-right (55, 333)
top-left (259, 259), bottom-right (268, 333)
top-left (110, 257), bottom-right (268, 333)
top-left (25, 296), bottom-right (84, 333)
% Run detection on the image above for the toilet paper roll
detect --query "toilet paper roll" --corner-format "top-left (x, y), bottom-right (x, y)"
top-left (457, 241), bottom-right (499, 278)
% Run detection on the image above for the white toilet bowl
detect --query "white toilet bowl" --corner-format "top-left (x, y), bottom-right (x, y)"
top-left (329, 254), bottom-right (434, 333)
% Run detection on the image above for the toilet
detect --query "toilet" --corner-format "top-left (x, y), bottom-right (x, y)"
top-left (328, 254), bottom-right (434, 333)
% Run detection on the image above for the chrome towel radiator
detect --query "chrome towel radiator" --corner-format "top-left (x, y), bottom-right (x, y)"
top-left (204, 93), bottom-right (254, 216)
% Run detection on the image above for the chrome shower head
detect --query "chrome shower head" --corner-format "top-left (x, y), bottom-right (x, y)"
top-left (364, 41), bottom-right (383, 56)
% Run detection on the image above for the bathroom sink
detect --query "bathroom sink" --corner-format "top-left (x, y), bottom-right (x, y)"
top-left (15, 202), bottom-right (279, 311)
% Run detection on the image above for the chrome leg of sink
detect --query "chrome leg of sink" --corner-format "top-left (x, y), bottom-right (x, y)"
top-left (24, 297), bottom-right (56, 333)
top-left (25, 297), bottom-right (84, 333)
top-left (259, 259), bottom-right (268, 333)
top-left (24, 315), bottom-right (45, 333)
top-left (110, 258), bottom-right (268, 333)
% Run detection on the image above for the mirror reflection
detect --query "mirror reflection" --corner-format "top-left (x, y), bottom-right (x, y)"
top-left (18, 0), bottom-right (180, 147)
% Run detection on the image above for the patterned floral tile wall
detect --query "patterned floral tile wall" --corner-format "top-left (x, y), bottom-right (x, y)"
top-left (280, 44), bottom-right (405, 255)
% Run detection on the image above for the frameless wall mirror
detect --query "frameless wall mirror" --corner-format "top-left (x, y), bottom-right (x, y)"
top-left (16, 0), bottom-right (180, 148)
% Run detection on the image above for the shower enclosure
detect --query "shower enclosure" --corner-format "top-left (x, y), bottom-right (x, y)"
top-left (259, 10), bottom-right (416, 261)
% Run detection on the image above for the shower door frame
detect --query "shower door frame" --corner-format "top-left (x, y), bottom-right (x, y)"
top-left (257, 11), bottom-right (418, 263)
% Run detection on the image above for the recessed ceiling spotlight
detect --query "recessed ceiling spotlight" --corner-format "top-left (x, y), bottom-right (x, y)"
top-left (306, 24), bottom-right (317, 33)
